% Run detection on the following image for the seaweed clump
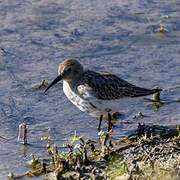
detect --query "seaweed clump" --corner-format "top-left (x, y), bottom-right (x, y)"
top-left (8, 123), bottom-right (180, 180)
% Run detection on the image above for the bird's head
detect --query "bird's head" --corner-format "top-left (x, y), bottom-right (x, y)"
top-left (44, 59), bottom-right (83, 93)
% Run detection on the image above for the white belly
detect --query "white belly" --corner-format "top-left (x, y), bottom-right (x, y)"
top-left (63, 81), bottom-right (141, 117)
top-left (63, 81), bottom-right (99, 116)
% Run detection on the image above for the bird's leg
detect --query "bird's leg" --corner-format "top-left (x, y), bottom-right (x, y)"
top-left (98, 115), bottom-right (103, 131)
top-left (108, 113), bottom-right (112, 132)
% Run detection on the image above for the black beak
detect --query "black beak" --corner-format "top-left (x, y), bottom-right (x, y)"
top-left (44, 75), bottom-right (63, 93)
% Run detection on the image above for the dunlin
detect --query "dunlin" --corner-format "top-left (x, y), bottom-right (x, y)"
top-left (45, 59), bottom-right (162, 131)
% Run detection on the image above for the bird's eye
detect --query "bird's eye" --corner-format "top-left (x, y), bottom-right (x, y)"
top-left (67, 68), bottom-right (71, 73)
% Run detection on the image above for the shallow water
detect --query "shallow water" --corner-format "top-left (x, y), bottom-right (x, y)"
top-left (0, 0), bottom-right (180, 178)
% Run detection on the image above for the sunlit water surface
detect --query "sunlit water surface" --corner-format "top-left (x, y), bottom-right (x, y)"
top-left (0, 0), bottom-right (180, 178)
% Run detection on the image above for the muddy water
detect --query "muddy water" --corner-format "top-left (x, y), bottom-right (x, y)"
top-left (0, 0), bottom-right (180, 178)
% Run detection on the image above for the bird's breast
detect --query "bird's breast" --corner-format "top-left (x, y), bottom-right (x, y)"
top-left (63, 81), bottom-right (97, 114)
top-left (63, 81), bottom-right (79, 103)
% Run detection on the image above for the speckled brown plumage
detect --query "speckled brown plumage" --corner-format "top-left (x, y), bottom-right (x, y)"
top-left (77, 70), bottom-right (161, 100)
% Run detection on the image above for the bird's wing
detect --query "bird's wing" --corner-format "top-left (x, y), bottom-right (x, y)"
top-left (77, 70), bottom-right (160, 100)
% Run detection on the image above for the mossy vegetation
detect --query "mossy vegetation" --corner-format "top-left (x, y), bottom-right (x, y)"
top-left (157, 20), bottom-right (169, 33)
top-left (8, 122), bottom-right (180, 180)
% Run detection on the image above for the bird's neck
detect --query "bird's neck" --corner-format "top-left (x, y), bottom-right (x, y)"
top-left (65, 71), bottom-right (84, 87)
